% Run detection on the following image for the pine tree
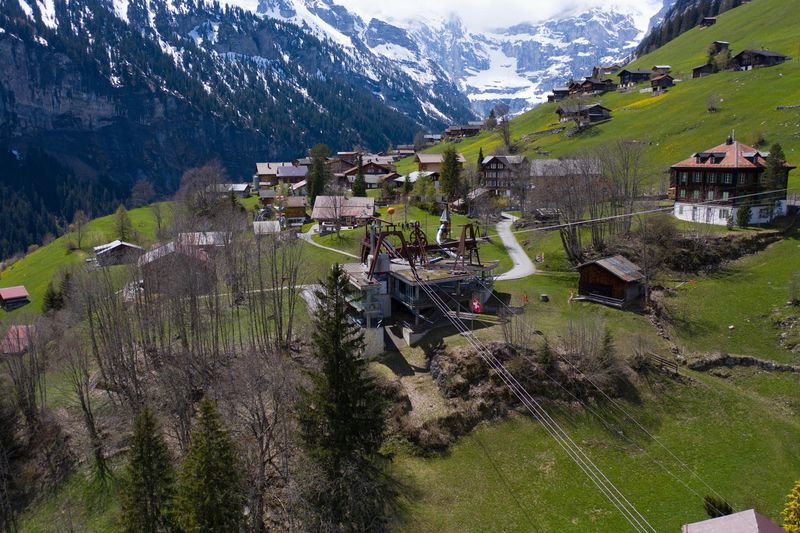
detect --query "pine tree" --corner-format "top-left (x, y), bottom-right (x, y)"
top-left (298, 264), bottom-right (391, 531)
top-left (308, 144), bottom-right (331, 207)
top-left (784, 480), bottom-right (800, 533)
top-left (736, 203), bottom-right (752, 228)
top-left (175, 398), bottom-right (243, 533)
top-left (352, 155), bottom-right (367, 197)
top-left (440, 146), bottom-right (462, 200)
top-left (114, 204), bottom-right (134, 242)
top-left (477, 146), bottom-right (485, 170)
top-left (763, 143), bottom-right (788, 202)
top-left (120, 407), bottom-right (176, 533)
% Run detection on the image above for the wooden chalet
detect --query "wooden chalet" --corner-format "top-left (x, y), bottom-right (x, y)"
top-left (651, 65), bottom-right (671, 76)
top-left (443, 123), bottom-right (483, 141)
top-left (730, 49), bottom-right (789, 70)
top-left (260, 189), bottom-right (278, 206)
top-left (700, 16), bottom-right (717, 27)
top-left (577, 255), bottom-right (644, 308)
top-left (651, 74), bottom-right (674, 91)
top-left (311, 196), bottom-right (375, 227)
top-left (670, 136), bottom-right (796, 225)
top-left (556, 103), bottom-right (612, 124)
top-left (618, 69), bottom-right (652, 87)
top-left (0, 325), bottom-right (34, 355)
top-left (282, 196), bottom-right (309, 225)
top-left (529, 159), bottom-right (604, 205)
top-left (137, 242), bottom-right (215, 295)
top-left (692, 62), bottom-right (714, 78)
top-left (93, 240), bottom-right (145, 267)
top-left (424, 134), bottom-right (442, 144)
top-left (711, 40), bottom-right (730, 54)
top-left (277, 165), bottom-right (308, 185)
top-left (577, 77), bottom-right (617, 94)
top-left (592, 65), bottom-right (621, 79)
top-left (547, 86), bottom-right (572, 102)
top-left (0, 286), bottom-right (30, 311)
top-left (479, 155), bottom-right (530, 196)
top-left (416, 153), bottom-right (466, 173)
top-left (255, 162), bottom-right (292, 187)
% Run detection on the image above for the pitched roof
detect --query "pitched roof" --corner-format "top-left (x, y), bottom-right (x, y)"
top-left (619, 69), bottom-right (652, 76)
top-left (735, 49), bottom-right (789, 59)
top-left (482, 155), bottom-right (528, 166)
top-left (291, 180), bottom-right (307, 191)
top-left (256, 162), bottom-right (292, 175)
top-left (311, 196), bottom-right (375, 220)
top-left (671, 139), bottom-right (796, 170)
top-left (681, 509), bottom-right (785, 532)
top-left (285, 196), bottom-right (308, 208)
top-left (557, 103), bottom-right (611, 115)
top-left (0, 325), bottom-right (34, 355)
top-left (93, 240), bottom-right (144, 255)
top-left (253, 221), bottom-right (283, 235)
top-left (416, 153), bottom-right (466, 164)
top-left (137, 242), bottom-right (210, 268)
top-left (277, 166), bottom-right (308, 178)
top-left (579, 255), bottom-right (643, 282)
top-left (0, 286), bottom-right (30, 301)
top-left (651, 74), bottom-right (673, 82)
top-left (529, 158), bottom-right (602, 177)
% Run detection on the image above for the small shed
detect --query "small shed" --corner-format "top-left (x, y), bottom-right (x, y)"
top-left (700, 16), bottom-right (717, 27)
top-left (692, 63), bottom-right (714, 78)
top-left (93, 240), bottom-right (145, 267)
top-left (577, 255), bottom-right (643, 307)
top-left (651, 74), bottom-right (674, 91)
top-left (0, 286), bottom-right (30, 311)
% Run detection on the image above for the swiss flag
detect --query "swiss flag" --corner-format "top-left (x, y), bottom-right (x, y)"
top-left (471, 297), bottom-right (482, 314)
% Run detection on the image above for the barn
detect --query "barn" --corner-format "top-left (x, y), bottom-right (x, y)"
top-left (576, 255), bottom-right (644, 307)
top-left (0, 286), bottom-right (30, 311)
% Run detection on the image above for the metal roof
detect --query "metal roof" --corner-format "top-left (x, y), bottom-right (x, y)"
top-left (682, 509), bottom-right (785, 532)
top-left (580, 255), bottom-right (643, 282)
top-left (0, 286), bottom-right (30, 301)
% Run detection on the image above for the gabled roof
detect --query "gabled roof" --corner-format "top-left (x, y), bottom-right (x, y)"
top-left (652, 65), bottom-right (671, 69)
top-left (93, 240), bottom-right (144, 255)
top-left (285, 196), bottom-right (308, 208)
top-left (681, 509), bottom-right (784, 532)
top-left (256, 162), bottom-right (292, 175)
top-left (557, 104), bottom-right (611, 114)
top-left (311, 196), bottom-right (374, 220)
top-left (671, 139), bottom-right (796, 170)
top-left (529, 158), bottom-right (602, 177)
top-left (0, 286), bottom-right (29, 301)
top-left (416, 153), bottom-right (466, 164)
top-left (734, 49), bottom-right (789, 59)
top-left (482, 155), bottom-right (528, 166)
top-left (618, 69), bottom-right (651, 76)
top-left (253, 221), bottom-right (282, 235)
top-left (137, 242), bottom-right (210, 268)
top-left (291, 180), bottom-right (307, 191)
top-left (277, 166), bottom-right (308, 178)
top-left (651, 74), bottom-right (674, 82)
top-left (579, 255), bottom-right (643, 282)
top-left (0, 325), bottom-right (34, 355)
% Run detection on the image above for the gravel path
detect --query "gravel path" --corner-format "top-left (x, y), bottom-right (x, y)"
top-left (495, 212), bottom-right (536, 281)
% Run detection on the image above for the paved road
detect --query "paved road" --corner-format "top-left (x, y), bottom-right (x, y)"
top-left (495, 212), bottom-right (536, 281)
top-left (297, 224), bottom-right (359, 259)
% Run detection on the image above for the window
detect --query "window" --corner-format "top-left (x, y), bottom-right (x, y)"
top-left (693, 172), bottom-right (702, 183)
top-left (692, 190), bottom-right (700, 200)
top-left (680, 172), bottom-right (688, 184)
top-left (738, 174), bottom-right (747, 185)
top-left (723, 173), bottom-right (733, 184)
top-left (719, 209), bottom-right (730, 220)
top-left (679, 189), bottom-right (687, 198)
top-left (722, 191), bottom-right (730, 201)
top-left (678, 205), bottom-right (684, 215)
top-left (708, 173), bottom-right (717, 184)
top-left (758, 207), bottom-right (771, 219)
top-left (707, 190), bottom-right (715, 200)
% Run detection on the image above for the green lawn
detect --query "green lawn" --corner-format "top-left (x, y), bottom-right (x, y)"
top-left (0, 203), bottom-right (167, 322)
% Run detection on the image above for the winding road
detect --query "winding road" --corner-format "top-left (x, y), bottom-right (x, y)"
top-left (494, 212), bottom-right (536, 281)
top-left (297, 224), bottom-right (359, 259)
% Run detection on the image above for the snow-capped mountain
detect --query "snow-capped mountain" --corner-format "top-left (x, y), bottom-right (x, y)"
top-left (250, 0), bottom-right (673, 115)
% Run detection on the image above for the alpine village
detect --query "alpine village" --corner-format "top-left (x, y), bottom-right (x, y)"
top-left (2, 0), bottom-right (800, 531)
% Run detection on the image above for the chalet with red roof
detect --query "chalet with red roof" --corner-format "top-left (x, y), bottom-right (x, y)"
top-left (670, 136), bottom-right (795, 225)
top-left (0, 286), bottom-right (30, 311)
top-left (0, 325), bottom-right (34, 355)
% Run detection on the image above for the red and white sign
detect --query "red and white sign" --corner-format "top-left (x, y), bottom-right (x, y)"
top-left (470, 297), bottom-right (482, 314)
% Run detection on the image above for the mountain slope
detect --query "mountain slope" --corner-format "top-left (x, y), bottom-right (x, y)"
top-left (409, 0), bottom-right (800, 189)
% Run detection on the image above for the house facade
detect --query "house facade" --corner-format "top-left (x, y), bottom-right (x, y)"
top-left (577, 255), bottom-right (644, 308)
top-left (730, 49), bottom-right (789, 70)
top-left (416, 153), bottom-right (466, 173)
top-left (670, 137), bottom-right (796, 225)
top-left (479, 155), bottom-right (530, 196)
top-left (618, 69), bottom-right (652, 87)
top-left (556, 104), bottom-right (612, 124)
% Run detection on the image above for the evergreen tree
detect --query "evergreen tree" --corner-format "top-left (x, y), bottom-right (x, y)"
top-left (175, 398), bottom-right (243, 533)
top-left (477, 147), bottom-right (485, 170)
top-left (120, 406), bottom-right (176, 533)
top-left (736, 203), bottom-right (752, 228)
top-left (763, 143), bottom-right (788, 192)
top-left (440, 146), bottom-right (462, 200)
top-left (114, 204), bottom-right (134, 242)
top-left (42, 282), bottom-right (63, 313)
top-left (298, 264), bottom-right (391, 531)
top-left (308, 144), bottom-right (331, 207)
top-left (783, 480), bottom-right (800, 533)
top-left (352, 155), bottom-right (367, 197)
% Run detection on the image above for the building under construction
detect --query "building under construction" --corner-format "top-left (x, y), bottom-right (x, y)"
top-left (342, 207), bottom-right (498, 353)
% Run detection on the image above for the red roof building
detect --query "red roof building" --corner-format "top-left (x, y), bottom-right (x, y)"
top-left (0, 286), bottom-right (30, 311)
top-left (670, 137), bottom-right (795, 225)
top-left (0, 325), bottom-right (34, 355)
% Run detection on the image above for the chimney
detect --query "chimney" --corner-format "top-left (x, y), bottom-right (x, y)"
top-left (726, 134), bottom-right (733, 145)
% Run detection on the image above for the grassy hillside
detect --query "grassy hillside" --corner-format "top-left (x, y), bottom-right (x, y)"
top-left (402, 0), bottom-right (800, 193)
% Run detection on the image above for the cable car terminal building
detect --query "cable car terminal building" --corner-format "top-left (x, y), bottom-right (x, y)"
top-left (341, 208), bottom-right (498, 355)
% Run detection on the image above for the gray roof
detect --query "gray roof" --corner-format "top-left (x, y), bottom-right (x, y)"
top-left (737, 49), bottom-right (789, 58)
top-left (311, 196), bottom-right (374, 221)
top-left (253, 221), bottom-right (283, 235)
top-left (483, 155), bottom-right (528, 166)
top-left (557, 103), bottom-right (611, 114)
top-left (277, 166), bottom-right (308, 178)
top-left (93, 240), bottom-right (144, 255)
top-left (529, 158), bottom-right (601, 177)
top-left (682, 509), bottom-right (784, 532)
top-left (580, 255), bottom-right (643, 282)
top-left (256, 162), bottom-right (292, 175)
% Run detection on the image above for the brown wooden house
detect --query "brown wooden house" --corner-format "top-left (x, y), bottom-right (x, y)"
top-left (692, 63), bottom-right (714, 78)
top-left (0, 286), bottom-right (30, 311)
top-left (618, 69), bottom-right (651, 87)
top-left (651, 74), bottom-right (674, 91)
top-left (556, 103), bottom-right (612, 124)
top-left (700, 16), bottom-right (717, 27)
top-left (479, 155), bottom-right (530, 196)
top-left (577, 255), bottom-right (644, 307)
top-left (730, 49), bottom-right (789, 70)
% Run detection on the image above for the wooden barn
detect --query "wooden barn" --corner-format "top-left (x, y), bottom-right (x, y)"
top-left (0, 286), bottom-right (30, 311)
top-left (93, 240), bottom-right (145, 267)
top-left (577, 255), bottom-right (644, 308)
